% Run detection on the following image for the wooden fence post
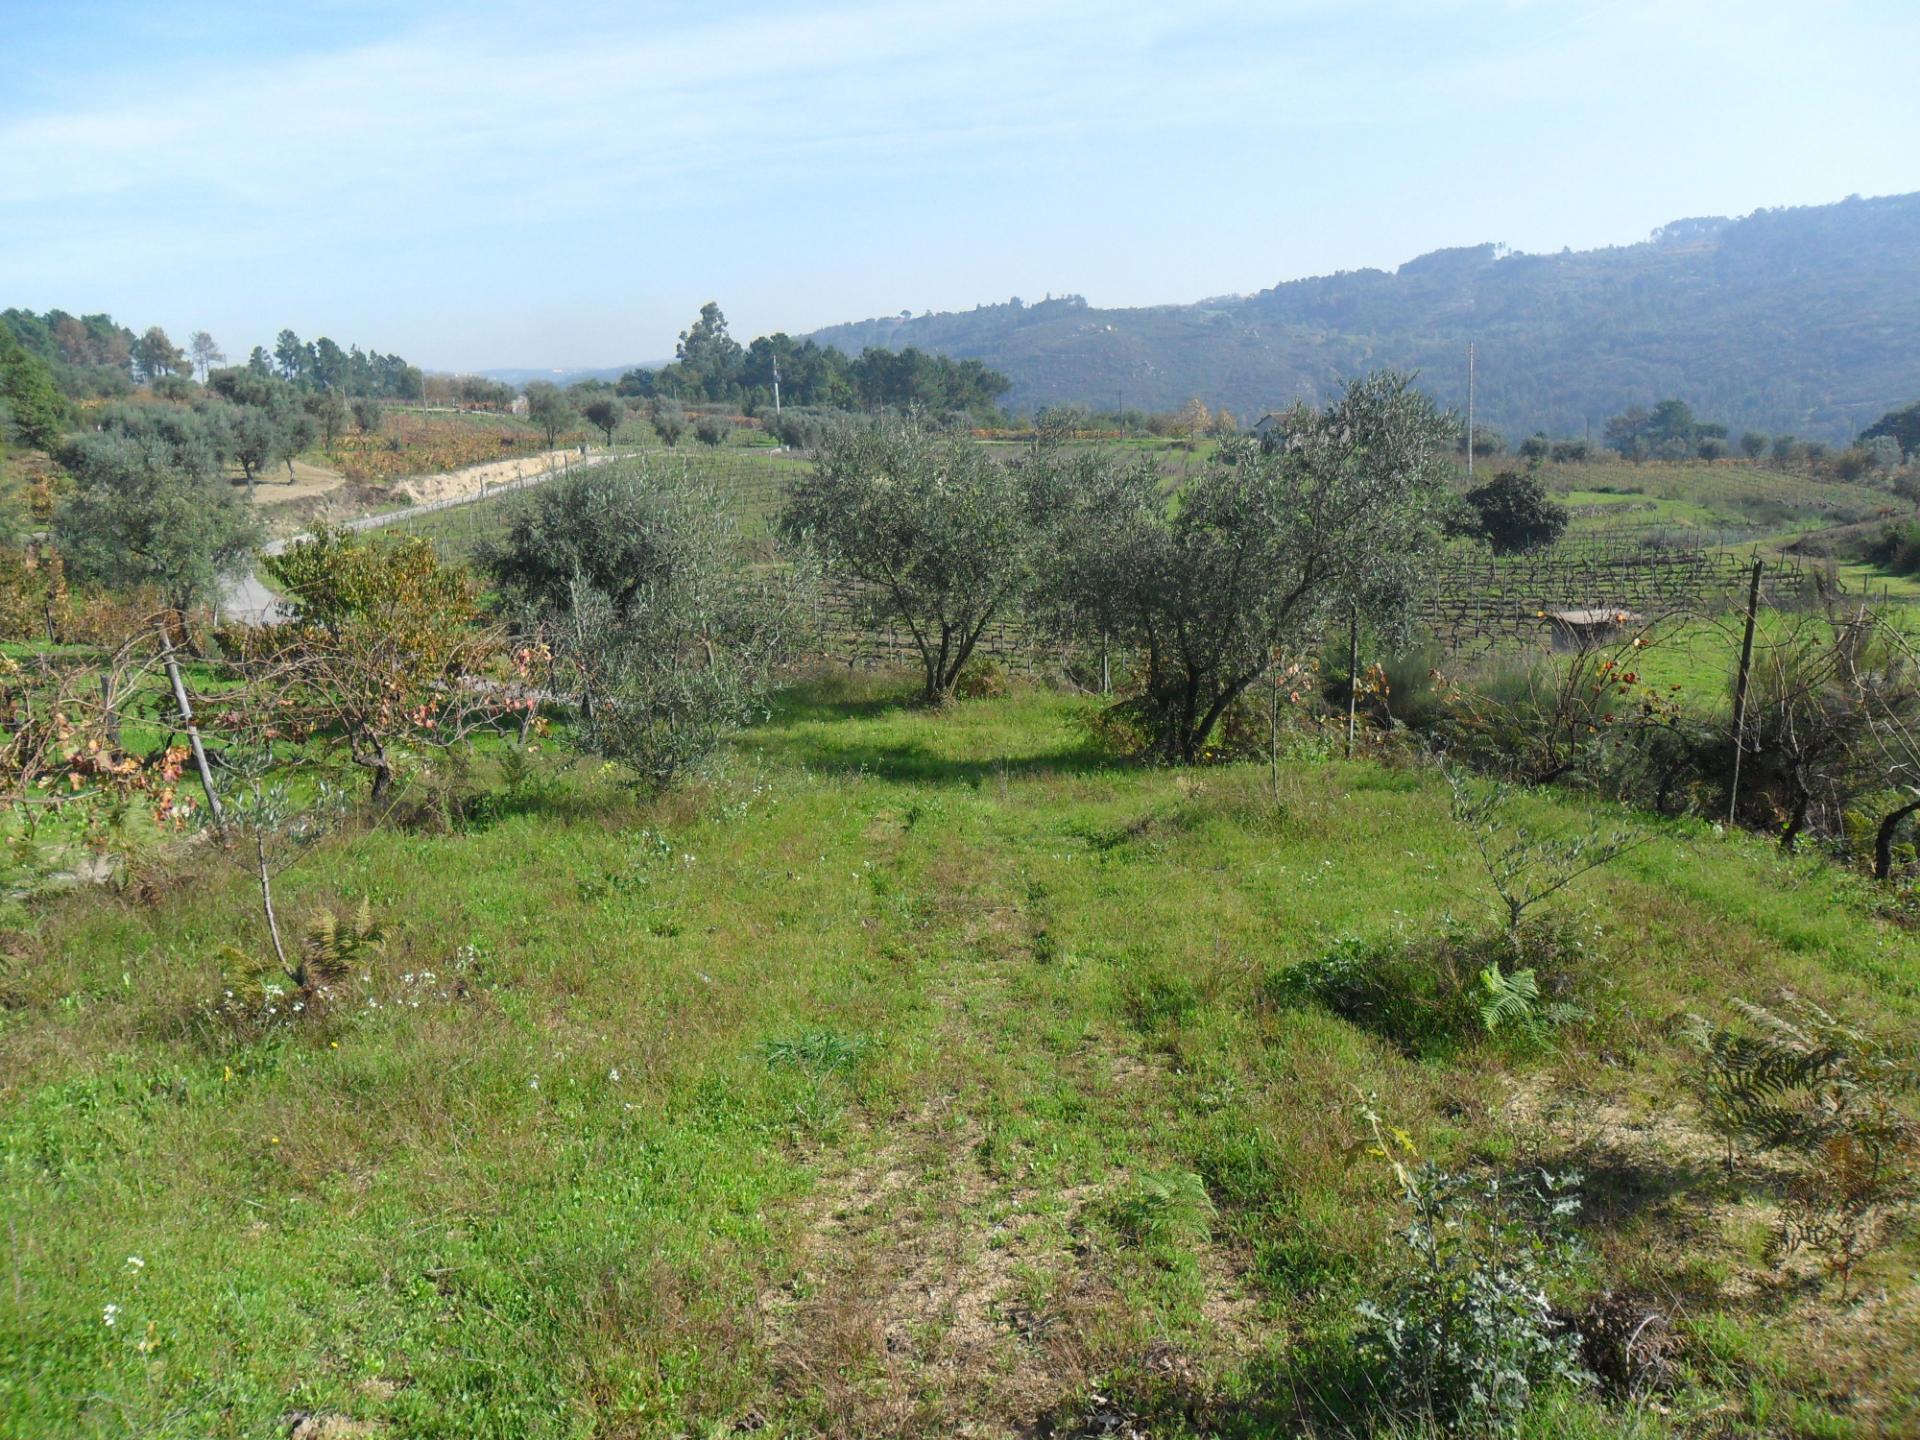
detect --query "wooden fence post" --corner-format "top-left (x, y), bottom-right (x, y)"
top-left (1726, 557), bottom-right (1764, 829)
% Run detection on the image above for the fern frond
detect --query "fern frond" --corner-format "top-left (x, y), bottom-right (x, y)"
top-left (298, 900), bottom-right (385, 984)
top-left (217, 943), bottom-right (274, 993)
top-left (1479, 965), bottom-right (1545, 1036)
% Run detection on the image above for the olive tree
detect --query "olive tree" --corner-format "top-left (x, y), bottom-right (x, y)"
top-left (581, 397), bottom-right (623, 446)
top-left (781, 416), bottom-right (1032, 704)
top-left (1056, 371), bottom-right (1454, 762)
top-left (487, 457), bottom-right (813, 788)
top-left (1020, 435), bottom-right (1165, 691)
top-left (54, 429), bottom-right (261, 632)
top-left (650, 399), bottom-right (687, 448)
top-left (524, 381), bottom-right (573, 448)
top-left (482, 457), bottom-right (725, 618)
top-left (304, 389), bottom-right (349, 450)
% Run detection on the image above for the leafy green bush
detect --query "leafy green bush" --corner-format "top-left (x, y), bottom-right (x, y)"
top-left (1270, 935), bottom-right (1480, 1058)
top-left (1269, 926), bottom-right (1584, 1059)
top-left (1357, 1110), bottom-right (1593, 1432)
top-left (1861, 519), bottom-right (1920, 576)
top-left (1457, 468), bottom-right (1570, 554)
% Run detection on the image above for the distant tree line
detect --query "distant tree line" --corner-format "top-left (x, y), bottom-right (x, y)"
top-left (611, 302), bottom-right (1012, 418)
top-left (246, 328), bottom-right (422, 399)
top-left (1, 307), bottom-right (423, 403)
top-left (1596, 393), bottom-right (1919, 481)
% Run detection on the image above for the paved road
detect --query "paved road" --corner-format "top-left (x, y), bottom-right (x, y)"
top-left (216, 452), bottom-right (613, 626)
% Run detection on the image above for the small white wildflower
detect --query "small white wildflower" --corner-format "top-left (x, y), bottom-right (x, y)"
top-left (608, 1067), bottom-right (621, 1082)
top-left (529, 1076), bottom-right (540, 1090)
top-left (102, 1303), bottom-right (120, 1327)
top-left (125, 1256), bottom-right (144, 1273)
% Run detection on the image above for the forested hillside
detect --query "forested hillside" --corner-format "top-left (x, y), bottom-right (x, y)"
top-left (811, 192), bottom-right (1920, 441)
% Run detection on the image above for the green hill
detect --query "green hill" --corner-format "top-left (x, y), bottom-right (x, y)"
top-left (811, 192), bottom-right (1920, 443)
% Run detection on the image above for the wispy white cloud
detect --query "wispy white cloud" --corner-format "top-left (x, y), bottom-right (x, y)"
top-left (3, 0), bottom-right (1913, 365)
top-left (0, 0), bottom-right (1529, 236)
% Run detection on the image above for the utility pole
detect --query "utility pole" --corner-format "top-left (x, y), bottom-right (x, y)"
top-left (772, 357), bottom-right (781, 416)
top-left (1466, 342), bottom-right (1476, 480)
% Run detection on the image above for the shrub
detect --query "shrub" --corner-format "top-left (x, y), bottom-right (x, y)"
top-left (1355, 1107), bottom-right (1593, 1432)
top-left (1441, 652), bottom-right (1716, 817)
top-left (1269, 925), bottom-right (1584, 1059)
top-left (1861, 520), bottom-right (1920, 576)
top-left (1458, 469), bottom-right (1570, 554)
top-left (951, 656), bottom-right (1009, 699)
top-left (1322, 636), bottom-right (1446, 737)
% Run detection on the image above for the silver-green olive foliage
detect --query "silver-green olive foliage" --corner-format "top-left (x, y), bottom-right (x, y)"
top-left (494, 457), bottom-right (814, 789)
top-left (1041, 370), bottom-right (1454, 762)
top-left (523, 381), bottom-right (574, 448)
top-left (54, 429), bottom-right (262, 620)
top-left (782, 416), bottom-right (1033, 704)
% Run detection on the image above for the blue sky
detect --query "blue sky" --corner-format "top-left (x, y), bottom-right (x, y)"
top-left (4, 0), bottom-right (1916, 373)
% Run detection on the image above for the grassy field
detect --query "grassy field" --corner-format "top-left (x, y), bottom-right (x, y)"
top-left (4, 675), bottom-right (1916, 1438)
top-left (1531, 460), bottom-right (1896, 546)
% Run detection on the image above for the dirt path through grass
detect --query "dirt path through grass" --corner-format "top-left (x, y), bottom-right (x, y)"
top-left (755, 756), bottom-right (1260, 1435)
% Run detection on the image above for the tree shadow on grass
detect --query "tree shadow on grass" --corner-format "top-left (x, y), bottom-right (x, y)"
top-left (748, 673), bottom-right (1123, 787)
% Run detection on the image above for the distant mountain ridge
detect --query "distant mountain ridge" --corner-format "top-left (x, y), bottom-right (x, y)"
top-left (808, 192), bottom-right (1920, 442)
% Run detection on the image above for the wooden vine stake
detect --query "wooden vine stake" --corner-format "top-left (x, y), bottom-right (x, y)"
top-left (161, 634), bottom-right (225, 829)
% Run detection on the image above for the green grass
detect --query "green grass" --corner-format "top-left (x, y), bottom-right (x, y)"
top-left (5, 676), bottom-right (1916, 1437)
